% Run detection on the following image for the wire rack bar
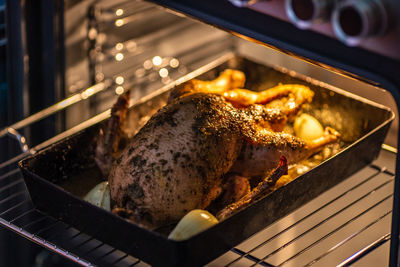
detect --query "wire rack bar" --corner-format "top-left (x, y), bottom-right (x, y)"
top-left (226, 165), bottom-right (393, 266)
top-left (337, 232), bottom-right (391, 267)
top-left (8, 208), bottom-right (36, 223)
top-left (257, 180), bottom-right (393, 264)
top-left (0, 81), bottom-right (111, 139)
top-left (33, 221), bottom-right (60, 236)
top-left (230, 248), bottom-right (274, 267)
top-left (0, 179), bottom-right (24, 194)
top-left (303, 211), bottom-right (391, 267)
top-left (276, 198), bottom-right (392, 267)
top-left (0, 148), bottom-right (395, 266)
top-left (0, 216), bottom-right (92, 266)
top-left (0, 168), bottom-right (20, 181)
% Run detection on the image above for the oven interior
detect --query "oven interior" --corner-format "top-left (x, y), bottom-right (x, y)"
top-left (1, 0), bottom-right (399, 266)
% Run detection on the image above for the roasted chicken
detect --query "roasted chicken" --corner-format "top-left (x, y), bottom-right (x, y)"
top-left (96, 70), bottom-right (340, 230)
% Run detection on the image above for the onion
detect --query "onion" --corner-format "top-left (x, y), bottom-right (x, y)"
top-left (84, 181), bottom-right (111, 211)
top-left (294, 114), bottom-right (324, 141)
top-left (168, 210), bottom-right (218, 241)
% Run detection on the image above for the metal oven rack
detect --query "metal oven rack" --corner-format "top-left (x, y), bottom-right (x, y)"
top-left (0, 88), bottom-right (396, 266)
top-left (2, 0), bottom-right (398, 265)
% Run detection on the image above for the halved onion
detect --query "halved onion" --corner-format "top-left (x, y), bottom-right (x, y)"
top-left (84, 181), bottom-right (111, 211)
top-left (168, 209), bottom-right (218, 241)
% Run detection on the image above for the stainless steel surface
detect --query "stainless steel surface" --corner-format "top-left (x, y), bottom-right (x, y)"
top-left (285, 0), bottom-right (334, 29)
top-left (248, 0), bottom-right (400, 60)
top-left (332, 0), bottom-right (389, 46)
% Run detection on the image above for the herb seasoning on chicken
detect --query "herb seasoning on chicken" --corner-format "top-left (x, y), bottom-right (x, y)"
top-left (96, 69), bottom-right (340, 230)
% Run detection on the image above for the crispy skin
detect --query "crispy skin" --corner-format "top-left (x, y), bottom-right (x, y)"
top-left (108, 93), bottom-right (339, 229)
top-left (169, 69), bottom-right (314, 131)
top-left (168, 69), bottom-right (246, 103)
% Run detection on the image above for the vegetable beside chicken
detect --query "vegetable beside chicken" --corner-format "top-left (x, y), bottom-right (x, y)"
top-left (294, 113), bottom-right (325, 141)
top-left (88, 69), bottom-right (340, 233)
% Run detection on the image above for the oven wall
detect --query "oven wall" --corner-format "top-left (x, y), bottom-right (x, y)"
top-left (63, 0), bottom-right (235, 129)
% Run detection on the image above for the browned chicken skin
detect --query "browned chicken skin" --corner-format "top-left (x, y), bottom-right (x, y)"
top-left (171, 69), bottom-right (314, 131)
top-left (106, 77), bottom-right (340, 229)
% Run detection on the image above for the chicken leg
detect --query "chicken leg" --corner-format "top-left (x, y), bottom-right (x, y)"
top-left (217, 156), bottom-right (288, 221)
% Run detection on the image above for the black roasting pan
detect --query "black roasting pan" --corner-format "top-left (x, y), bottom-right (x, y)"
top-left (19, 55), bottom-right (394, 266)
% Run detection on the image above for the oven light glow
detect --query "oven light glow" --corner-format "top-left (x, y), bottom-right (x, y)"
top-left (81, 88), bottom-right (94, 99)
top-left (68, 85), bottom-right (77, 93)
top-left (152, 56), bottom-right (162, 66)
top-left (115, 53), bottom-right (124, 61)
top-left (86, 88), bottom-right (94, 96)
top-left (115, 43), bottom-right (124, 51)
top-left (115, 86), bottom-right (124, 95)
top-left (88, 28), bottom-right (97, 40)
top-left (58, 99), bottom-right (69, 107)
top-left (115, 19), bottom-right (124, 27)
top-left (143, 60), bottom-right (152, 70)
top-left (136, 68), bottom-right (145, 77)
top-left (115, 8), bottom-right (124, 16)
top-left (159, 68), bottom-right (168, 78)
top-left (115, 76), bottom-right (124, 85)
top-left (97, 33), bottom-right (106, 44)
top-left (162, 77), bottom-right (171, 84)
top-left (96, 72), bottom-right (104, 82)
top-left (170, 58), bottom-right (179, 68)
top-left (126, 41), bottom-right (137, 52)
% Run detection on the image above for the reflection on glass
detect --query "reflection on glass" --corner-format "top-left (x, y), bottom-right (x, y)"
top-left (115, 86), bottom-right (124, 95)
top-left (115, 76), bottom-right (124, 85)
top-left (115, 8), bottom-right (124, 16)
top-left (115, 43), bottom-right (124, 51)
top-left (115, 19), bottom-right (124, 27)
top-left (115, 53), bottom-right (124, 61)
top-left (152, 56), bottom-right (162, 66)
top-left (159, 68), bottom-right (168, 78)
